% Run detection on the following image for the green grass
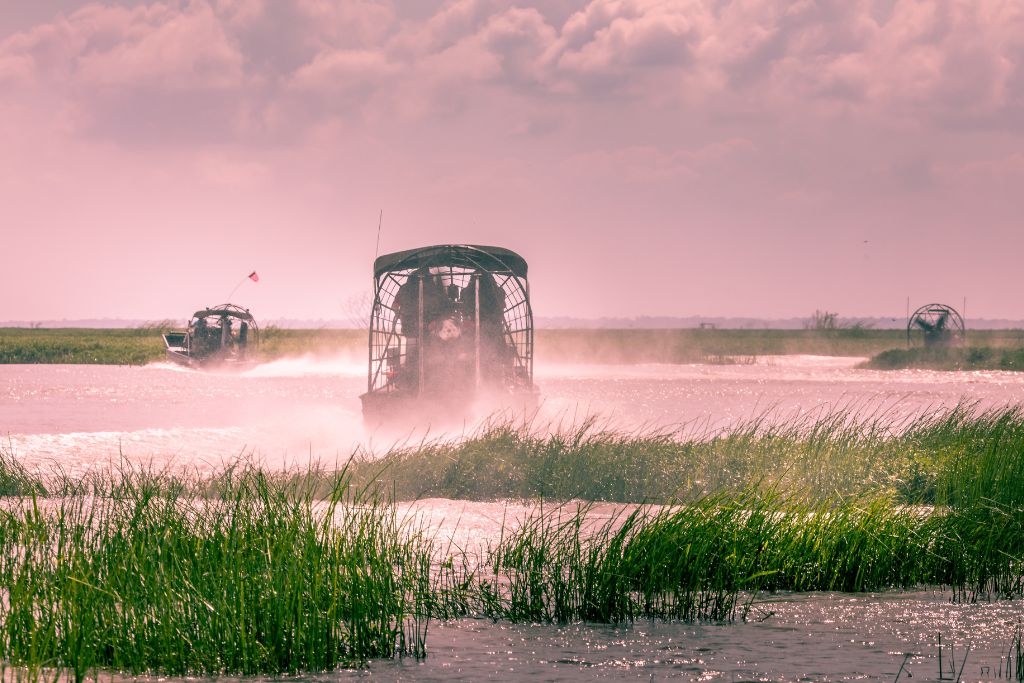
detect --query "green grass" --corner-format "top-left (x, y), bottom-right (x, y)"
top-left (0, 448), bottom-right (45, 497)
top-left (470, 489), bottom-right (1024, 625)
top-left (0, 328), bottom-right (167, 364)
top-left (6, 326), bottom-right (1024, 367)
top-left (0, 328), bottom-right (364, 365)
top-left (5, 407), bottom-right (1024, 677)
top-left (342, 404), bottom-right (1024, 506)
top-left (258, 327), bottom-right (363, 358)
top-left (535, 328), bottom-right (910, 363)
top-left (863, 345), bottom-right (1024, 371)
top-left (0, 463), bottom-right (433, 680)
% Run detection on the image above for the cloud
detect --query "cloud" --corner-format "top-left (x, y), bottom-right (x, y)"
top-left (714, 0), bottom-right (1024, 127)
top-left (1, 2), bottom-right (245, 89)
top-left (2, 0), bottom-right (1023, 143)
top-left (74, 3), bottom-right (244, 89)
top-left (539, 0), bottom-right (712, 96)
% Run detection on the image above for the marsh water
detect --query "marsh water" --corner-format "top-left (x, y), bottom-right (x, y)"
top-left (4, 356), bottom-right (1024, 681)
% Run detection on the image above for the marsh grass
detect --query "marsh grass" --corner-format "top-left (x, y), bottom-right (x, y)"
top-left (0, 462), bottom-right (433, 680)
top-left (343, 404), bottom-right (1024, 507)
top-left (11, 327), bottom-right (1024, 367)
top-left (864, 345), bottom-right (1024, 371)
top-left (0, 328), bottom-right (364, 365)
top-left (534, 328), bottom-right (908, 364)
top-left (5, 406), bottom-right (1024, 676)
top-left (0, 446), bottom-right (46, 497)
top-left (471, 489), bottom-right (1024, 626)
top-left (354, 405), bottom-right (1024, 624)
top-left (5, 327), bottom-right (1024, 367)
top-left (0, 328), bottom-right (166, 365)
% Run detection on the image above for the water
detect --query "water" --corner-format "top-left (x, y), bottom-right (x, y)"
top-left (366, 593), bottom-right (1024, 681)
top-left (4, 355), bottom-right (1024, 681)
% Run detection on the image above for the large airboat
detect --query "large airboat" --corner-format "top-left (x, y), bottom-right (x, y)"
top-left (162, 303), bottom-right (259, 369)
top-left (360, 245), bottom-right (536, 424)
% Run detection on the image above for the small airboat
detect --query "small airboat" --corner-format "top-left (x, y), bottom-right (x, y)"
top-left (360, 245), bottom-right (536, 424)
top-left (162, 303), bottom-right (259, 369)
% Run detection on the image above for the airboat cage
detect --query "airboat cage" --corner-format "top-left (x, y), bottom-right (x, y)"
top-left (364, 245), bottom-right (534, 408)
top-left (907, 303), bottom-right (965, 348)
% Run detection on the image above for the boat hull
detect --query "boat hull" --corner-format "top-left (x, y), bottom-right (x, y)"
top-left (163, 347), bottom-right (258, 371)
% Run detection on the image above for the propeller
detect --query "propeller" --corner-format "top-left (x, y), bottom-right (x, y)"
top-left (908, 304), bottom-right (963, 348)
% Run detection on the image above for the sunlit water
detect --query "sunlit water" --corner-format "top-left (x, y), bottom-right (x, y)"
top-left (4, 356), bottom-right (1024, 681)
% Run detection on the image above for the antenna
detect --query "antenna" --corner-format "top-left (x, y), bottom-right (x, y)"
top-left (963, 296), bottom-right (967, 344)
top-left (374, 210), bottom-right (383, 260)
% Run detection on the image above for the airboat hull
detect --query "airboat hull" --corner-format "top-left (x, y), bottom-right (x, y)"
top-left (163, 348), bottom-right (258, 371)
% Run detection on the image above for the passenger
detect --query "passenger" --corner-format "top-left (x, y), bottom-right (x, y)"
top-left (190, 317), bottom-right (210, 355)
top-left (220, 316), bottom-right (233, 350)
top-left (463, 272), bottom-right (505, 335)
top-left (394, 268), bottom-right (448, 391)
top-left (462, 272), bottom-right (508, 384)
top-left (395, 268), bottom-right (447, 338)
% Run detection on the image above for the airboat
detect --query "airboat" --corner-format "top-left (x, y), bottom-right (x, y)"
top-left (162, 303), bottom-right (260, 369)
top-left (360, 245), bottom-right (537, 425)
top-left (907, 303), bottom-right (965, 348)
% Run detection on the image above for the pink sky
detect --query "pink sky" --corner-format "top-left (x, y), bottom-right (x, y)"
top-left (2, 0), bottom-right (1023, 322)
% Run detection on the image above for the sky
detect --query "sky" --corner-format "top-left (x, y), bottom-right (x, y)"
top-left (1, 0), bottom-right (1022, 322)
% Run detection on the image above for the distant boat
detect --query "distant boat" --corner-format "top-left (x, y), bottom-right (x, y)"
top-left (163, 303), bottom-right (259, 369)
top-left (360, 244), bottom-right (537, 425)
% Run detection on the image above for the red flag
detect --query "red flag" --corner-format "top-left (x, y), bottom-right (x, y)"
top-left (248, 271), bottom-right (259, 282)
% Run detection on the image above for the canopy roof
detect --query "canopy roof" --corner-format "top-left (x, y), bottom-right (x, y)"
top-left (373, 244), bottom-right (528, 280)
top-left (191, 303), bottom-right (255, 322)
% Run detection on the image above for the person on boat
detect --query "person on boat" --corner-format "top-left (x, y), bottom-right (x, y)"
top-left (190, 317), bottom-right (211, 356)
top-left (395, 268), bottom-right (448, 338)
top-left (461, 271), bottom-right (508, 384)
top-left (395, 269), bottom-right (449, 390)
top-left (220, 316), bottom-right (233, 350)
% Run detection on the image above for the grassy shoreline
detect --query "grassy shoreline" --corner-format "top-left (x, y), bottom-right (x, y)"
top-left (4, 326), bottom-right (1024, 367)
top-left (862, 345), bottom-right (1024, 371)
top-left (4, 407), bottom-right (1024, 677)
top-left (0, 327), bottom-right (364, 365)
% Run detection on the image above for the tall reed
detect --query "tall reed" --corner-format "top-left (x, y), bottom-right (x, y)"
top-left (474, 489), bottom-right (1024, 625)
top-left (5, 405), bottom-right (1024, 677)
top-left (0, 462), bottom-right (433, 680)
top-left (348, 403), bottom-right (1024, 507)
